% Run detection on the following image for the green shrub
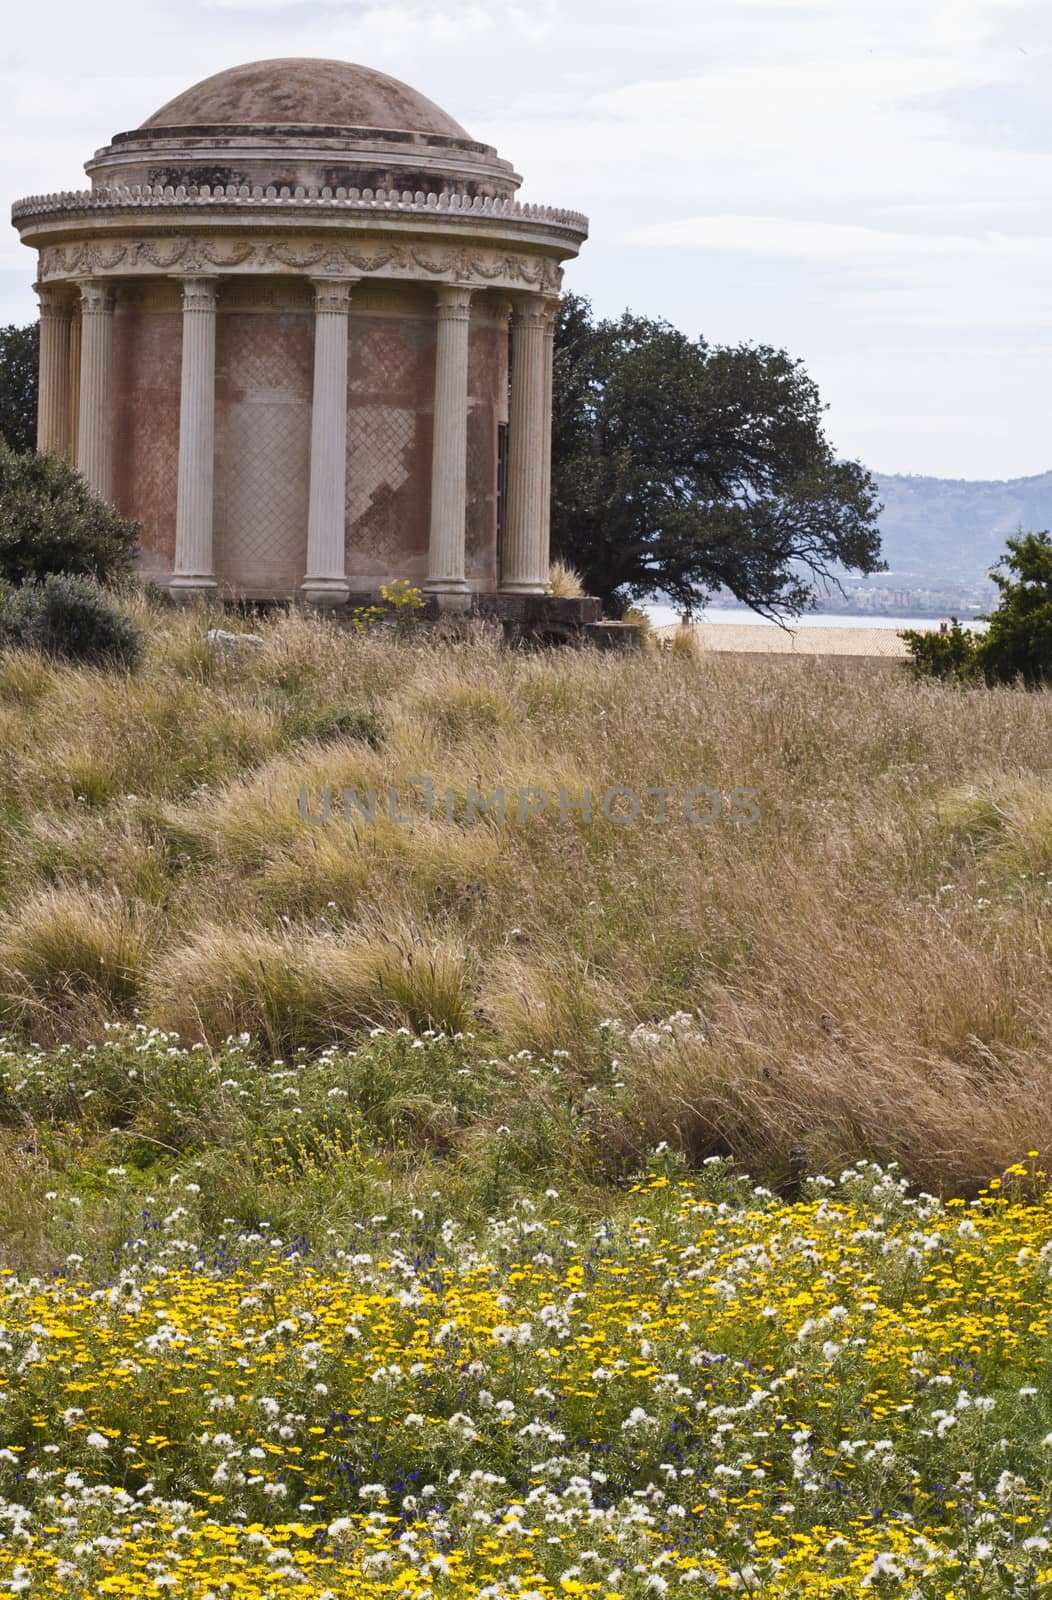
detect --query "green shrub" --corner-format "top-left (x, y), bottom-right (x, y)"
top-left (0, 573), bottom-right (144, 668)
top-left (903, 532), bottom-right (1052, 688)
top-left (0, 442), bottom-right (139, 585)
top-left (900, 617), bottom-right (982, 681)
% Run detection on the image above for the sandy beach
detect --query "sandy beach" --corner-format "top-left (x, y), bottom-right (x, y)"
top-left (656, 622), bottom-right (916, 657)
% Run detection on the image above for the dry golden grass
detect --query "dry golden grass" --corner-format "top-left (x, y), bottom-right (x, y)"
top-left (2, 600), bottom-right (1052, 1184)
top-left (546, 560), bottom-right (586, 598)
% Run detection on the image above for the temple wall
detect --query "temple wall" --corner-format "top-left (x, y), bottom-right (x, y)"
top-left (343, 284), bottom-right (508, 591)
top-left (116, 278), bottom-right (509, 596)
top-left (113, 281), bottom-right (181, 579)
top-left (343, 283), bottom-right (436, 588)
top-left (213, 279), bottom-right (314, 596)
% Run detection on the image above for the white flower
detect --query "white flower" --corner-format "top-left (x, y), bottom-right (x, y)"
top-left (85, 1432), bottom-right (109, 1450)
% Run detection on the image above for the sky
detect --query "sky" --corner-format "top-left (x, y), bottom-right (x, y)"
top-left (1, 0), bottom-right (1048, 481)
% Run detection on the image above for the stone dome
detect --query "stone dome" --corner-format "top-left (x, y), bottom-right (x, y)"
top-left (140, 58), bottom-right (471, 141)
top-left (85, 56), bottom-right (519, 199)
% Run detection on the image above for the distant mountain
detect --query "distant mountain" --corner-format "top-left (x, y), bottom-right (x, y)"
top-left (870, 469), bottom-right (1052, 585)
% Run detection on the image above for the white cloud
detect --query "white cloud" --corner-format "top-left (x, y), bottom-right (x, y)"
top-left (2, 0), bottom-right (1051, 476)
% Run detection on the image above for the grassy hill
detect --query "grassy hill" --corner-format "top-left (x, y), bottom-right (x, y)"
top-left (873, 467), bottom-right (1052, 583)
top-left (3, 602), bottom-right (1052, 1596)
top-left (1, 598), bottom-right (1051, 1208)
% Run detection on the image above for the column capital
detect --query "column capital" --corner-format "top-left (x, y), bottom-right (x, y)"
top-left (509, 293), bottom-right (555, 331)
top-left (175, 275), bottom-right (219, 312)
top-left (77, 279), bottom-right (115, 316)
top-left (310, 276), bottom-right (356, 313)
top-left (34, 281), bottom-right (72, 317)
top-left (435, 283), bottom-right (474, 322)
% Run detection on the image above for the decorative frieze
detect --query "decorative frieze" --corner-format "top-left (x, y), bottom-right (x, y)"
top-left (34, 235), bottom-right (564, 296)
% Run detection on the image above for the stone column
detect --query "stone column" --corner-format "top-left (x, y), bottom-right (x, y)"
top-left (35, 284), bottom-right (72, 458)
top-left (500, 295), bottom-right (555, 593)
top-left (170, 277), bottom-right (219, 595)
top-left (68, 308), bottom-right (82, 467)
top-left (538, 300), bottom-right (557, 575)
top-left (302, 277), bottom-right (354, 605)
top-left (75, 280), bottom-right (115, 501)
top-left (425, 284), bottom-right (473, 601)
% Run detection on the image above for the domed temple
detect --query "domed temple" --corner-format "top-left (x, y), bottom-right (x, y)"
top-left (12, 59), bottom-right (594, 627)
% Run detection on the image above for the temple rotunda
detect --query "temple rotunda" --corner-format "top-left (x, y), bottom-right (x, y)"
top-left (11, 58), bottom-right (592, 623)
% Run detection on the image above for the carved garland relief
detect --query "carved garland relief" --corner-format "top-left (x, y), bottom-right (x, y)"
top-left (37, 236), bottom-right (564, 295)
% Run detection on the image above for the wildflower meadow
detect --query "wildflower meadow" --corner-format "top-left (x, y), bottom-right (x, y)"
top-left (0, 1029), bottom-right (1051, 1598)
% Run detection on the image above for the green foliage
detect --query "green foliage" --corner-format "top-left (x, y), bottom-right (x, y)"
top-left (979, 530), bottom-right (1052, 687)
top-left (0, 573), bottom-right (144, 668)
top-left (0, 322), bottom-right (38, 454)
top-left (550, 292), bottom-right (884, 616)
top-left (281, 704), bottom-right (385, 749)
top-left (900, 616), bottom-right (982, 681)
top-left (0, 441), bottom-right (139, 586)
top-left (903, 532), bottom-right (1052, 687)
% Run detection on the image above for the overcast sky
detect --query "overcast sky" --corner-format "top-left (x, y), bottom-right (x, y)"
top-left (2, 0), bottom-right (1047, 480)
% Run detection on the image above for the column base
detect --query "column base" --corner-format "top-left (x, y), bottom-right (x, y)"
top-left (168, 574), bottom-right (218, 597)
top-left (498, 580), bottom-right (548, 596)
top-left (423, 583), bottom-right (472, 613)
top-left (301, 577), bottom-right (351, 607)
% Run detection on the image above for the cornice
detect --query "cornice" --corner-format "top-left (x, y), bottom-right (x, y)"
top-left (12, 183), bottom-right (588, 243)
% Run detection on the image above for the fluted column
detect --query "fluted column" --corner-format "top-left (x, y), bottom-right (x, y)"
top-left (68, 308), bottom-right (81, 467)
top-left (538, 300), bottom-right (557, 575)
top-left (302, 277), bottom-right (354, 605)
top-left (501, 295), bottom-right (555, 593)
top-left (75, 280), bottom-right (115, 502)
top-left (425, 284), bottom-right (473, 599)
top-left (170, 277), bottom-right (219, 595)
top-left (35, 284), bottom-right (72, 458)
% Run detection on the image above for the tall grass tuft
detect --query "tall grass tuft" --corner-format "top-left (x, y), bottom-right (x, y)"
top-left (149, 922), bottom-right (474, 1057)
top-left (547, 561), bottom-right (586, 598)
top-left (0, 889), bottom-right (152, 1039)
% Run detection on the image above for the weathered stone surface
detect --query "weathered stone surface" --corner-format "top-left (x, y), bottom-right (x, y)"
top-left (206, 627), bottom-right (266, 656)
top-left (583, 621), bottom-right (643, 651)
top-left (140, 60), bottom-right (473, 142)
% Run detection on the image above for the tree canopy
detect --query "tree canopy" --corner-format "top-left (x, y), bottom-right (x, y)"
top-left (550, 293), bottom-right (884, 617)
top-left (0, 322), bottom-right (38, 456)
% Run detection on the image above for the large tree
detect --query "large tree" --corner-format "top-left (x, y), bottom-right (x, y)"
top-left (550, 294), bottom-right (884, 617)
top-left (0, 322), bottom-right (38, 455)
